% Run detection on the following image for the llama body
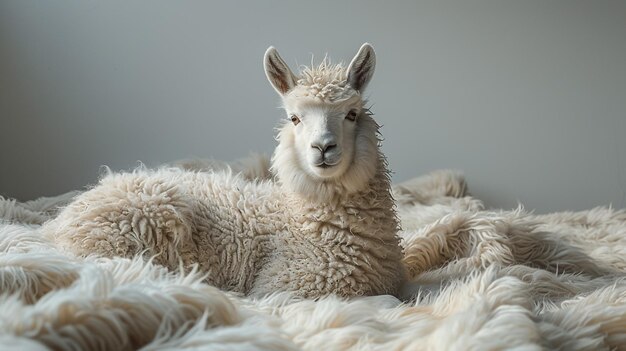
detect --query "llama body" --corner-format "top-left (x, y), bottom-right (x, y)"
top-left (43, 44), bottom-right (405, 298)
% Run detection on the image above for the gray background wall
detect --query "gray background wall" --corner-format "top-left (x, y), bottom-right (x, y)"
top-left (1, 0), bottom-right (625, 213)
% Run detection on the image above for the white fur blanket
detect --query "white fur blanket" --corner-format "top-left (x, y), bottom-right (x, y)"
top-left (1, 170), bottom-right (625, 350)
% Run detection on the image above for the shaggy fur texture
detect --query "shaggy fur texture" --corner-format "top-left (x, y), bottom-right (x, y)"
top-left (41, 44), bottom-right (405, 299)
top-left (3, 44), bottom-right (625, 349)
top-left (1, 171), bottom-right (625, 350)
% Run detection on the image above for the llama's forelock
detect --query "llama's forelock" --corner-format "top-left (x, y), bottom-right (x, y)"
top-left (295, 60), bottom-right (357, 102)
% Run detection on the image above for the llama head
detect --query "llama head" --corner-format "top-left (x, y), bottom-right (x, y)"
top-left (264, 43), bottom-right (381, 201)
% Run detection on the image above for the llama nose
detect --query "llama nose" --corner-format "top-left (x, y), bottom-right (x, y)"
top-left (312, 141), bottom-right (337, 154)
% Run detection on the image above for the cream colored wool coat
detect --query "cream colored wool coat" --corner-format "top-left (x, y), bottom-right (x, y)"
top-left (3, 171), bottom-right (626, 350)
top-left (43, 44), bottom-right (405, 298)
top-left (43, 158), bottom-right (403, 298)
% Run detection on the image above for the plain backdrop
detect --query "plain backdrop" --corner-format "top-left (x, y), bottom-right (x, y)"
top-left (1, 0), bottom-right (625, 213)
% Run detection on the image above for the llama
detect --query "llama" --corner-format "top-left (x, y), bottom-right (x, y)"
top-left (43, 44), bottom-right (405, 298)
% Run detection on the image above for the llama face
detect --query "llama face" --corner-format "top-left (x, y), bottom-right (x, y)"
top-left (265, 44), bottom-right (379, 198)
top-left (280, 94), bottom-right (362, 179)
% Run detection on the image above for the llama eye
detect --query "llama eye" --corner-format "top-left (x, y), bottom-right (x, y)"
top-left (290, 115), bottom-right (300, 125)
top-left (346, 110), bottom-right (358, 121)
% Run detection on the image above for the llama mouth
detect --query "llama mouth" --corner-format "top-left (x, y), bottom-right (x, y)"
top-left (315, 162), bottom-right (338, 169)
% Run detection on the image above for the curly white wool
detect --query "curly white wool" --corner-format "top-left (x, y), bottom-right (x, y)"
top-left (42, 44), bottom-right (405, 299)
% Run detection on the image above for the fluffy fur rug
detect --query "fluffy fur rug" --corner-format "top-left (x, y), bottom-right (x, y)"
top-left (1, 170), bottom-right (625, 350)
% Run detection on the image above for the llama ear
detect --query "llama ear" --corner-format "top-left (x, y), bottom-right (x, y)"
top-left (264, 46), bottom-right (298, 96)
top-left (347, 43), bottom-right (376, 92)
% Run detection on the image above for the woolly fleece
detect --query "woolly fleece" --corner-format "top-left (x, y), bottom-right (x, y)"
top-left (41, 45), bottom-right (405, 299)
top-left (1, 171), bottom-right (625, 350)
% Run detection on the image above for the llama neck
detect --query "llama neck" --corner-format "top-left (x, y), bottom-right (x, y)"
top-left (278, 155), bottom-right (400, 247)
top-left (285, 155), bottom-right (396, 217)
